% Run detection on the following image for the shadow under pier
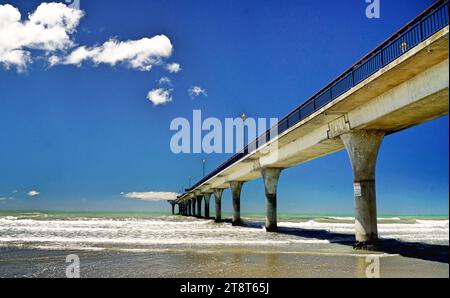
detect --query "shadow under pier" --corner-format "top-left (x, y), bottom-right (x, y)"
top-left (277, 226), bottom-right (449, 264)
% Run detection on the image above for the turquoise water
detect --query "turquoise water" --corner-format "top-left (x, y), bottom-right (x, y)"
top-left (0, 210), bottom-right (447, 220)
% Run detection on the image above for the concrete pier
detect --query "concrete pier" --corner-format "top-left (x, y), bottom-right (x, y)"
top-left (261, 167), bottom-right (282, 232)
top-left (230, 181), bottom-right (244, 226)
top-left (204, 193), bottom-right (211, 219)
top-left (172, 14), bottom-right (449, 246)
top-left (213, 189), bottom-right (224, 222)
top-left (341, 130), bottom-right (385, 247)
top-left (187, 200), bottom-right (191, 216)
top-left (196, 195), bottom-right (203, 217)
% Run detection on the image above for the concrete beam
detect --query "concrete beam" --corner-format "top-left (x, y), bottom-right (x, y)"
top-left (348, 59), bottom-right (449, 131)
top-left (226, 161), bottom-right (260, 181)
top-left (210, 176), bottom-right (228, 189)
top-left (341, 130), bottom-right (385, 247)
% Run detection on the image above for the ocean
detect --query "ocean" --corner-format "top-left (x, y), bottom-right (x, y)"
top-left (0, 211), bottom-right (448, 278)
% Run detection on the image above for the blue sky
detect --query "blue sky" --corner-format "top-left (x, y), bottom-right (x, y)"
top-left (0, 0), bottom-right (448, 215)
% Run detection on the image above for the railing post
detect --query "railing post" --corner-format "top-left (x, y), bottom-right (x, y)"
top-left (419, 18), bottom-right (424, 41)
top-left (351, 70), bottom-right (355, 87)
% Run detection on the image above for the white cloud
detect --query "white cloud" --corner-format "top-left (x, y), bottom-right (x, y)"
top-left (48, 55), bottom-right (60, 66)
top-left (0, 197), bottom-right (14, 201)
top-left (147, 88), bottom-right (173, 106)
top-left (166, 62), bottom-right (181, 73)
top-left (189, 86), bottom-right (208, 99)
top-left (27, 190), bottom-right (40, 198)
top-left (63, 35), bottom-right (173, 71)
top-left (158, 76), bottom-right (172, 85)
top-left (0, 2), bottom-right (84, 72)
top-left (123, 191), bottom-right (179, 201)
top-left (0, 3), bottom-right (175, 74)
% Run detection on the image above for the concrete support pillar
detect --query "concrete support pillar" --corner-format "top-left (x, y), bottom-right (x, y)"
top-left (341, 130), bottom-right (385, 247)
top-left (261, 167), bottom-right (282, 232)
top-left (230, 181), bottom-right (244, 226)
top-left (191, 198), bottom-right (196, 217)
top-left (196, 195), bottom-right (203, 217)
top-left (171, 202), bottom-right (175, 215)
top-left (213, 189), bottom-right (224, 223)
top-left (204, 193), bottom-right (212, 219)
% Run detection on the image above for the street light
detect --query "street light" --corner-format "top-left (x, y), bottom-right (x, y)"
top-left (202, 159), bottom-right (206, 178)
top-left (241, 113), bottom-right (247, 152)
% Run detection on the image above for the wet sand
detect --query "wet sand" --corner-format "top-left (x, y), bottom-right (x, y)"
top-left (0, 247), bottom-right (448, 278)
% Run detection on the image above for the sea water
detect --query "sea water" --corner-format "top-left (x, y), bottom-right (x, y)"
top-left (0, 211), bottom-right (448, 278)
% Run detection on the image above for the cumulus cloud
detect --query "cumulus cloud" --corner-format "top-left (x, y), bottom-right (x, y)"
top-left (147, 88), bottom-right (173, 106)
top-left (0, 2), bottom-right (84, 72)
top-left (1, 3), bottom-right (182, 105)
top-left (189, 86), bottom-right (208, 99)
top-left (166, 62), bottom-right (181, 73)
top-left (1, 3), bottom-right (176, 74)
top-left (27, 190), bottom-right (40, 198)
top-left (123, 191), bottom-right (179, 201)
top-left (63, 35), bottom-right (173, 71)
